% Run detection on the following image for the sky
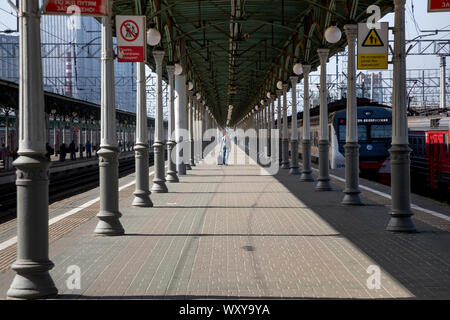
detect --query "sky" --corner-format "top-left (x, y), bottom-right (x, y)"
top-left (0, 1), bottom-right (449, 81)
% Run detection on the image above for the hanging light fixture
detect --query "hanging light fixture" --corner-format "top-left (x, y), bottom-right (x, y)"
top-left (146, 23), bottom-right (161, 46)
top-left (188, 81), bottom-right (194, 91)
top-left (196, 92), bottom-right (201, 100)
top-left (266, 92), bottom-right (271, 99)
top-left (174, 63), bottom-right (183, 75)
top-left (276, 81), bottom-right (283, 90)
top-left (260, 99), bottom-right (264, 105)
top-left (324, 24), bottom-right (342, 44)
top-left (293, 62), bottom-right (303, 75)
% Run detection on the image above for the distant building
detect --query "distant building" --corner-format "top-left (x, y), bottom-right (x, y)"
top-left (0, 15), bottom-right (136, 113)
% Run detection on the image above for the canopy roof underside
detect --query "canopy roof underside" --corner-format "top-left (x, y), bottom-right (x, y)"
top-left (112, 0), bottom-right (393, 126)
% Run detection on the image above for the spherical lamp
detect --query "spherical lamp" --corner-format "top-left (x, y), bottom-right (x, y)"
top-left (276, 81), bottom-right (283, 90)
top-left (293, 62), bottom-right (303, 75)
top-left (146, 25), bottom-right (161, 46)
top-left (188, 81), bottom-right (194, 91)
top-left (324, 25), bottom-right (342, 44)
top-left (174, 63), bottom-right (183, 75)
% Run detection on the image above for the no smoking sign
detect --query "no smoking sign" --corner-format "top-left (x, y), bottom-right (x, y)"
top-left (116, 16), bottom-right (146, 62)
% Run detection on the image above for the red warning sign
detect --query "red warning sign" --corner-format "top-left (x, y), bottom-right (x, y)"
top-left (116, 15), bottom-right (146, 62)
top-left (428, 0), bottom-right (450, 12)
top-left (44, 0), bottom-right (108, 16)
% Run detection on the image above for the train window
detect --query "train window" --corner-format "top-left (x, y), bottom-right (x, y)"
top-left (338, 125), bottom-right (346, 142)
top-left (371, 124), bottom-right (392, 139)
top-left (358, 125), bottom-right (368, 142)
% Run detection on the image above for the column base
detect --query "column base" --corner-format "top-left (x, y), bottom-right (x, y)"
top-left (151, 180), bottom-right (168, 193)
top-left (386, 144), bottom-right (416, 232)
top-left (95, 147), bottom-right (124, 236)
top-left (94, 210), bottom-right (125, 235)
top-left (315, 140), bottom-right (332, 191)
top-left (186, 163), bottom-right (192, 170)
top-left (166, 172), bottom-right (179, 183)
top-left (386, 216), bottom-right (417, 233)
top-left (300, 171), bottom-right (314, 182)
top-left (289, 140), bottom-right (300, 174)
top-left (281, 139), bottom-right (289, 168)
top-left (7, 260), bottom-right (57, 300)
top-left (341, 193), bottom-right (363, 205)
top-left (132, 190), bottom-right (153, 207)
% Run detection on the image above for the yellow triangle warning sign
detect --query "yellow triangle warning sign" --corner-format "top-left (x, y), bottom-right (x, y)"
top-left (362, 29), bottom-right (384, 47)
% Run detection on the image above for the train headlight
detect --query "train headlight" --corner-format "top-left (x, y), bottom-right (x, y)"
top-left (366, 144), bottom-right (373, 151)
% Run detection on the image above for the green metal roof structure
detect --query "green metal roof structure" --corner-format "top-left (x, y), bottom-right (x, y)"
top-left (112, 0), bottom-right (393, 126)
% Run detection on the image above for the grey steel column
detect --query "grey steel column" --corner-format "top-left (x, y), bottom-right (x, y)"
top-left (94, 0), bottom-right (124, 235)
top-left (132, 62), bottom-right (152, 207)
top-left (300, 65), bottom-right (314, 181)
top-left (79, 118), bottom-right (83, 158)
top-left (281, 84), bottom-right (289, 168)
top-left (315, 49), bottom-right (332, 191)
top-left (165, 65), bottom-right (178, 182)
top-left (151, 50), bottom-right (168, 193)
top-left (387, 0), bottom-right (416, 232)
top-left (53, 114), bottom-right (57, 156)
top-left (270, 94), bottom-right (276, 161)
top-left (189, 93), bottom-right (195, 167)
top-left (175, 74), bottom-right (187, 175)
top-left (276, 90), bottom-right (282, 164)
top-left (342, 25), bottom-right (362, 205)
top-left (289, 76), bottom-right (300, 174)
top-left (7, 0), bottom-right (57, 299)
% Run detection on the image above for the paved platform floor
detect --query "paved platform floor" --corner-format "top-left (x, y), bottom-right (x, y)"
top-left (0, 146), bottom-right (449, 299)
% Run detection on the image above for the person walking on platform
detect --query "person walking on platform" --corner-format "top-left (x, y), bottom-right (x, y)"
top-left (86, 140), bottom-right (92, 158)
top-left (59, 143), bottom-right (67, 162)
top-left (220, 130), bottom-right (231, 166)
top-left (69, 140), bottom-right (76, 161)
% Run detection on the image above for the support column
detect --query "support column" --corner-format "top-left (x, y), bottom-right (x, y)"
top-left (151, 50), bottom-right (168, 193)
top-left (94, 0), bottom-right (124, 235)
top-left (7, 0), bottom-right (57, 299)
top-left (387, 0), bottom-right (416, 232)
top-left (342, 24), bottom-right (362, 205)
top-left (276, 90), bottom-right (282, 164)
top-left (79, 118), bottom-right (83, 159)
top-left (53, 114), bottom-right (57, 156)
top-left (300, 65), bottom-right (314, 181)
top-left (132, 61), bottom-right (152, 207)
top-left (267, 96), bottom-right (272, 158)
top-left (289, 76), bottom-right (300, 174)
top-left (315, 48), bottom-right (332, 191)
top-left (281, 84), bottom-right (289, 168)
top-left (165, 65), bottom-right (178, 182)
top-left (175, 74), bottom-right (187, 175)
top-left (188, 93), bottom-right (195, 167)
top-left (270, 94), bottom-right (276, 161)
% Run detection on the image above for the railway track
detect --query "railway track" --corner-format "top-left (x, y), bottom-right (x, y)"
top-left (0, 151), bottom-right (157, 219)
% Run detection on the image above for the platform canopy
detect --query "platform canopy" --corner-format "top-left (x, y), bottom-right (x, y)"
top-left (112, 0), bottom-right (393, 126)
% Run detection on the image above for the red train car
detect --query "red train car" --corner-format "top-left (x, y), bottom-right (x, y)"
top-left (408, 115), bottom-right (450, 191)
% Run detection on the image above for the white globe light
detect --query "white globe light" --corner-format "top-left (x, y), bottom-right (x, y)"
top-left (260, 99), bottom-right (264, 105)
top-left (276, 81), bottom-right (283, 90)
top-left (146, 27), bottom-right (161, 46)
top-left (188, 81), bottom-right (193, 91)
top-left (266, 92), bottom-right (271, 98)
top-left (196, 93), bottom-right (201, 100)
top-left (293, 63), bottom-right (303, 75)
top-left (324, 25), bottom-right (342, 44)
top-left (174, 63), bottom-right (183, 75)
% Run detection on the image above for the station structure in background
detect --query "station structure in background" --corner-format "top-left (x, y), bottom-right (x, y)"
top-left (2, 0), bottom-right (443, 299)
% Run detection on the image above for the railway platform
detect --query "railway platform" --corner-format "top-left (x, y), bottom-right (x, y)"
top-left (0, 146), bottom-right (448, 299)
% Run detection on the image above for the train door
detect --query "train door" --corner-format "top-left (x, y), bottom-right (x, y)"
top-left (428, 133), bottom-right (443, 189)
